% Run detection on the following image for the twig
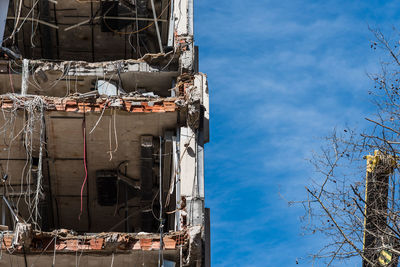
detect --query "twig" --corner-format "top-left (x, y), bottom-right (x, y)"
top-left (306, 187), bottom-right (375, 266)
top-left (365, 118), bottom-right (400, 135)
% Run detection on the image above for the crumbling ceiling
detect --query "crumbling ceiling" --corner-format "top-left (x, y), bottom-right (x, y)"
top-left (4, 0), bottom-right (172, 62)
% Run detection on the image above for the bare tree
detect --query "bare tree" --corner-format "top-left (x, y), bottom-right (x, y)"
top-left (301, 28), bottom-right (400, 266)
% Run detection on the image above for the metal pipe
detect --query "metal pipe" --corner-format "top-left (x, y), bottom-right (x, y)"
top-left (150, 0), bottom-right (164, 53)
top-left (1, 198), bottom-right (5, 225)
top-left (2, 181), bottom-right (5, 226)
top-left (197, 130), bottom-right (205, 198)
top-left (167, 0), bottom-right (175, 47)
top-left (176, 128), bottom-right (181, 231)
top-left (21, 59), bottom-right (29, 96)
top-left (2, 196), bottom-right (19, 223)
top-left (158, 136), bottom-right (164, 266)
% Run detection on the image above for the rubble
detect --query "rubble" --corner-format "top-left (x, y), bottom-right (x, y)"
top-left (0, 229), bottom-right (187, 253)
top-left (0, 94), bottom-right (180, 113)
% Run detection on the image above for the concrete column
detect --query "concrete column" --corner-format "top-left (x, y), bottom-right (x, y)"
top-left (179, 126), bottom-right (196, 198)
top-left (173, 0), bottom-right (189, 36)
top-left (173, 0), bottom-right (195, 72)
top-left (179, 126), bottom-right (204, 227)
top-left (194, 73), bottom-right (210, 143)
top-left (205, 208), bottom-right (211, 267)
top-left (178, 73), bottom-right (209, 228)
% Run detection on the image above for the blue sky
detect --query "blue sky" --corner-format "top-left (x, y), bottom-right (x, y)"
top-left (195, 1), bottom-right (400, 266)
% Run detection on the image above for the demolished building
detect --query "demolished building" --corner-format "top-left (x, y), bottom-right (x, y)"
top-left (0, 0), bottom-right (210, 266)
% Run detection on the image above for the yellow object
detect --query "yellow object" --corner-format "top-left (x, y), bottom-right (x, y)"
top-left (378, 250), bottom-right (392, 266)
top-left (365, 150), bottom-right (396, 174)
top-left (365, 150), bottom-right (382, 173)
top-left (363, 150), bottom-right (396, 253)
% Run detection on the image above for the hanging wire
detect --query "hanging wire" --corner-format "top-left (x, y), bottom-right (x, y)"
top-left (79, 116), bottom-right (88, 221)
top-left (32, 102), bottom-right (45, 230)
top-left (102, 0), bottom-right (171, 35)
top-left (110, 252), bottom-right (114, 267)
top-left (107, 109), bottom-right (119, 161)
top-left (52, 231), bottom-right (57, 267)
top-left (4, 0), bottom-right (41, 44)
top-left (2, 95), bottom-right (48, 229)
top-left (30, 235), bottom-right (57, 267)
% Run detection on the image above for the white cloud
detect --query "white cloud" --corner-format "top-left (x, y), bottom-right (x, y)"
top-left (196, 0), bottom-right (400, 266)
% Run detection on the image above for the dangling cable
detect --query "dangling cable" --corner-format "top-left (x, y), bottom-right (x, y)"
top-left (8, 62), bottom-right (15, 93)
top-left (79, 118), bottom-right (88, 221)
top-left (107, 109), bottom-right (118, 161)
top-left (110, 252), bottom-right (114, 267)
top-left (52, 231), bottom-right (57, 267)
top-left (33, 103), bottom-right (44, 229)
